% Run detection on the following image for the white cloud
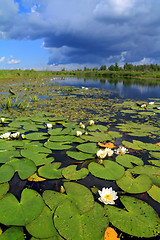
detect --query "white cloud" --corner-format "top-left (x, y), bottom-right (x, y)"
top-left (0, 56), bottom-right (5, 63)
top-left (7, 58), bottom-right (21, 64)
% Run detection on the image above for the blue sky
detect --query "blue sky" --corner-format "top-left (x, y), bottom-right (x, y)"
top-left (0, 0), bottom-right (160, 70)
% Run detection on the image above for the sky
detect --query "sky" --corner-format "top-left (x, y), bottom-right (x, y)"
top-left (0, 0), bottom-right (160, 70)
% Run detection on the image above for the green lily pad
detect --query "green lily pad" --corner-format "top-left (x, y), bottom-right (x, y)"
top-left (38, 162), bottom-right (63, 179)
top-left (8, 158), bottom-right (36, 180)
top-left (25, 132), bottom-right (48, 140)
top-left (87, 124), bottom-right (108, 131)
top-left (0, 183), bottom-right (9, 200)
top-left (0, 227), bottom-right (25, 240)
top-left (0, 164), bottom-right (15, 183)
top-left (24, 145), bottom-right (52, 154)
top-left (66, 151), bottom-right (94, 161)
top-left (44, 141), bottom-right (72, 150)
top-left (88, 160), bottom-right (125, 180)
top-left (149, 151), bottom-right (160, 160)
top-left (49, 135), bottom-right (74, 142)
top-left (62, 165), bottom-right (89, 180)
top-left (0, 189), bottom-right (44, 225)
top-left (116, 170), bottom-right (152, 193)
top-left (20, 150), bottom-right (49, 166)
top-left (76, 143), bottom-right (98, 154)
top-left (26, 205), bottom-right (58, 239)
top-left (147, 185), bottom-right (160, 203)
top-left (0, 150), bottom-right (21, 163)
top-left (54, 201), bottom-right (108, 240)
top-left (48, 127), bottom-right (71, 135)
top-left (43, 182), bottom-right (94, 214)
top-left (122, 140), bottom-right (143, 150)
top-left (116, 154), bottom-right (144, 168)
top-left (105, 196), bottom-right (160, 238)
top-left (130, 165), bottom-right (160, 187)
top-left (148, 159), bottom-right (160, 167)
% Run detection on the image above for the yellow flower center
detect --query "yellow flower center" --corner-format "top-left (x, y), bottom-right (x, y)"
top-left (104, 194), bottom-right (112, 201)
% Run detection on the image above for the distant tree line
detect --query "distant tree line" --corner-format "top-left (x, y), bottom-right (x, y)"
top-left (82, 62), bottom-right (160, 72)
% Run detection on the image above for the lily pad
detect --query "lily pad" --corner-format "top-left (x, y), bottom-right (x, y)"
top-left (147, 185), bottom-right (160, 203)
top-left (0, 150), bottom-right (21, 164)
top-left (54, 201), bottom-right (108, 240)
top-left (105, 196), bottom-right (160, 238)
top-left (20, 150), bottom-right (49, 166)
top-left (0, 227), bottom-right (25, 240)
top-left (0, 164), bottom-right (15, 183)
top-left (44, 141), bottom-right (72, 150)
top-left (88, 160), bottom-right (125, 180)
top-left (0, 183), bottom-right (9, 200)
top-left (62, 165), bottom-right (89, 180)
top-left (25, 132), bottom-right (48, 140)
top-left (66, 151), bottom-right (94, 161)
top-left (149, 151), bottom-right (160, 160)
top-left (38, 162), bottom-right (63, 179)
top-left (130, 165), bottom-right (160, 187)
top-left (43, 182), bottom-right (94, 214)
top-left (0, 189), bottom-right (44, 225)
top-left (49, 135), bottom-right (74, 142)
top-left (8, 158), bottom-right (37, 180)
top-left (26, 205), bottom-right (58, 239)
top-left (76, 143), bottom-right (98, 154)
top-left (116, 154), bottom-right (144, 168)
top-left (116, 170), bottom-right (152, 193)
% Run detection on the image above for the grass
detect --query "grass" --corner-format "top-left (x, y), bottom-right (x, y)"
top-left (1, 69), bottom-right (160, 83)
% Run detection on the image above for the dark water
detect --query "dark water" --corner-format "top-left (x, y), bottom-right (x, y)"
top-left (49, 76), bottom-right (160, 100)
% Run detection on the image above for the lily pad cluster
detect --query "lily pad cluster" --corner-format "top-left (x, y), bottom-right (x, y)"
top-left (0, 77), bottom-right (160, 239)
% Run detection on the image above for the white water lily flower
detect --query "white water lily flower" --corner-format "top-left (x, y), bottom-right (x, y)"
top-left (47, 123), bottom-right (53, 129)
top-left (0, 132), bottom-right (11, 139)
top-left (89, 120), bottom-right (94, 126)
top-left (10, 132), bottom-right (20, 139)
top-left (76, 131), bottom-right (82, 137)
top-left (1, 118), bottom-right (5, 123)
top-left (141, 103), bottom-right (147, 107)
top-left (115, 146), bottom-right (128, 155)
top-left (149, 101), bottom-right (154, 105)
top-left (97, 149), bottom-right (107, 159)
top-left (98, 187), bottom-right (118, 205)
top-left (105, 147), bottom-right (114, 157)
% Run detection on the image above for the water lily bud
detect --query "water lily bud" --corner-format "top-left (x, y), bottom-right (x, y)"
top-left (85, 131), bottom-right (88, 135)
top-left (1, 118), bottom-right (5, 123)
top-left (80, 124), bottom-right (85, 129)
top-left (98, 159), bottom-right (104, 165)
top-left (60, 185), bottom-right (65, 193)
top-left (21, 134), bottom-right (26, 139)
top-left (89, 120), bottom-right (94, 126)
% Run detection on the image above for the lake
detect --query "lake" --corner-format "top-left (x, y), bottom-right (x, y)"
top-left (49, 76), bottom-right (160, 100)
top-left (0, 76), bottom-right (160, 240)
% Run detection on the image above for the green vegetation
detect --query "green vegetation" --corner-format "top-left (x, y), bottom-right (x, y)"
top-left (2, 62), bottom-right (160, 81)
top-left (0, 77), bottom-right (160, 239)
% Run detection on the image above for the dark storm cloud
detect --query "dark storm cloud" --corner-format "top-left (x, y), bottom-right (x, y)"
top-left (1, 0), bottom-right (160, 66)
